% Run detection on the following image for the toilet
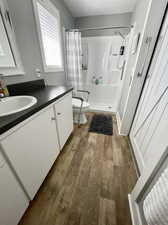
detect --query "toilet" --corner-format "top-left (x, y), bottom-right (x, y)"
top-left (72, 98), bottom-right (90, 124)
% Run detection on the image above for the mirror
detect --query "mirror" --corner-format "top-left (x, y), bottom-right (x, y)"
top-left (0, 9), bottom-right (16, 68)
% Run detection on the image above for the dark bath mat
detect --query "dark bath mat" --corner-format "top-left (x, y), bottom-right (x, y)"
top-left (89, 114), bottom-right (113, 136)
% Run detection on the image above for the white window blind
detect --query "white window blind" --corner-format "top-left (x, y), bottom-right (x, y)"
top-left (34, 0), bottom-right (63, 71)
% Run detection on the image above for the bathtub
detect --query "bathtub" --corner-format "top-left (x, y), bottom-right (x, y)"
top-left (83, 83), bottom-right (123, 112)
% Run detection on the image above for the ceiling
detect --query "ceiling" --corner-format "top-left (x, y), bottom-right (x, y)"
top-left (63, 0), bottom-right (137, 17)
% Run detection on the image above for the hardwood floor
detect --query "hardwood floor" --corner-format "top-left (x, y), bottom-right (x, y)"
top-left (19, 113), bottom-right (137, 225)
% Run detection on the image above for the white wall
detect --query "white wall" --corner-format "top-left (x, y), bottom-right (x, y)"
top-left (4, 0), bottom-right (74, 85)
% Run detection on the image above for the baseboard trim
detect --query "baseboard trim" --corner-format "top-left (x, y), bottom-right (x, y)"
top-left (128, 194), bottom-right (136, 225)
top-left (89, 108), bottom-right (116, 114)
top-left (128, 137), bottom-right (141, 177)
top-left (116, 111), bottom-right (128, 136)
top-left (128, 194), bottom-right (141, 225)
top-left (128, 193), bottom-right (144, 225)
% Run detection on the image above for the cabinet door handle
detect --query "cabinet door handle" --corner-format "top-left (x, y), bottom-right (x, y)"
top-left (51, 117), bottom-right (56, 121)
top-left (57, 113), bottom-right (61, 115)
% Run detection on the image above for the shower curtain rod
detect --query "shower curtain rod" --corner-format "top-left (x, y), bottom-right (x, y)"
top-left (66, 25), bottom-right (133, 32)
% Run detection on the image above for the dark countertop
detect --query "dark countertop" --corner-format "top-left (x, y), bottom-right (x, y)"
top-left (0, 85), bottom-right (73, 135)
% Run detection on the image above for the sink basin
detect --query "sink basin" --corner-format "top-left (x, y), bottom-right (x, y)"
top-left (0, 96), bottom-right (37, 117)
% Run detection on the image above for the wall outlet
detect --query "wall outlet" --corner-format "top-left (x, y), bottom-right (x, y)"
top-left (35, 69), bottom-right (41, 78)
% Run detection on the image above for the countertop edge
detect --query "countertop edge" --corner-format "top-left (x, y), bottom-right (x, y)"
top-left (0, 87), bottom-right (73, 136)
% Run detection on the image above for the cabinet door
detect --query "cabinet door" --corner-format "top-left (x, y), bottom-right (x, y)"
top-left (55, 93), bottom-right (73, 149)
top-left (1, 107), bottom-right (59, 200)
top-left (0, 151), bottom-right (28, 225)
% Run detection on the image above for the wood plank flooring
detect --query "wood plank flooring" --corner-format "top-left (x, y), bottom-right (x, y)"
top-left (19, 113), bottom-right (137, 225)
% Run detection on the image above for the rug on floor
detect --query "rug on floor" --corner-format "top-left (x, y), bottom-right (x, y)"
top-left (89, 114), bottom-right (113, 136)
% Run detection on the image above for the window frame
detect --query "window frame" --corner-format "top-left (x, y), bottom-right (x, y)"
top-left (32, 0), bottom-right (64, 73)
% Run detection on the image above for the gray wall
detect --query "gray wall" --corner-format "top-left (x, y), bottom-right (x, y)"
top-left (75, 13), bottom-right (132, 37)
top-left (4, 2), bottom-right (132, 85)
top-left (5, 0), bottom-right (74, 85)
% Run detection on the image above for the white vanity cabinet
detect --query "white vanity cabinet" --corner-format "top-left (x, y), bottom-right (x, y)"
top-left (1, 106), bottom-right (60, 200)
top-left (0, 91), bottom-right (73, 208)
top-left (54, 93), bottom-right (73, 149)
top-left (0, 150), bottom-right (28, 225)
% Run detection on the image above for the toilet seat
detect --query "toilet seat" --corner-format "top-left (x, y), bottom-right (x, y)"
top-left (72, 98), bottom-right (90, 109)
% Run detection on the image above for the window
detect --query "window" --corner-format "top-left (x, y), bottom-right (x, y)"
top-left (33, 0), bottom-right (64, 72)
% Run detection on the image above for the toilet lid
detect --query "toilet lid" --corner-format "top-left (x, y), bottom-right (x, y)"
top-left (72, 98), bottom-right (90, 108)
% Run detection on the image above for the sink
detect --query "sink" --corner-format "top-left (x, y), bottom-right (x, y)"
top-left (0, 96), bottom-right (37, 117)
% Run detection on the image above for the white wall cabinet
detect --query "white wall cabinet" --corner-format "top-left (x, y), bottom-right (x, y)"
top-left (1, 106), bottom-right (60, 200)
top-left (0, 150), bottom-right (29, 225)
top-left (54, 93), bottom-right (73, 149)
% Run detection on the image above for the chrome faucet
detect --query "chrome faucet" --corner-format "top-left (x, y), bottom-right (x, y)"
top-left (0, 74), bottom-right (4, 100)
top-left (0, 74), bottom-right (9, 99)
top-left (0, 93), bottom-right (5, 100)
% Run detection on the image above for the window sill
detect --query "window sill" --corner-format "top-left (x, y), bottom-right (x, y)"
top-left (1, 69), bottom-right (25, 77)
top-left (44, 68), bottom-right (64, 73)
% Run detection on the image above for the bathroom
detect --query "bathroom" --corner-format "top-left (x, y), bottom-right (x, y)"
top-left (0, 0), bottom-right (168, 225)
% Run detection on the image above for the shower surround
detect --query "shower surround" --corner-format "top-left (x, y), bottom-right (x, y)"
top-left (82, 35), bottom-right (128, 112)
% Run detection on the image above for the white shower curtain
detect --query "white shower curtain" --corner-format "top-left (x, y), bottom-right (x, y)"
top-left (66, 31), bottom-right (83, 94)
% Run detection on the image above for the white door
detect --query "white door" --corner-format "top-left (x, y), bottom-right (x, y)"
top-left (55, 93), bottom-right (73, 149)
top-left (1, 107), bottom-right (60, 200)
top-left (0, 150), bottom-right (28, 225)
top-left (130, 11), bottom-right (168, 173)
